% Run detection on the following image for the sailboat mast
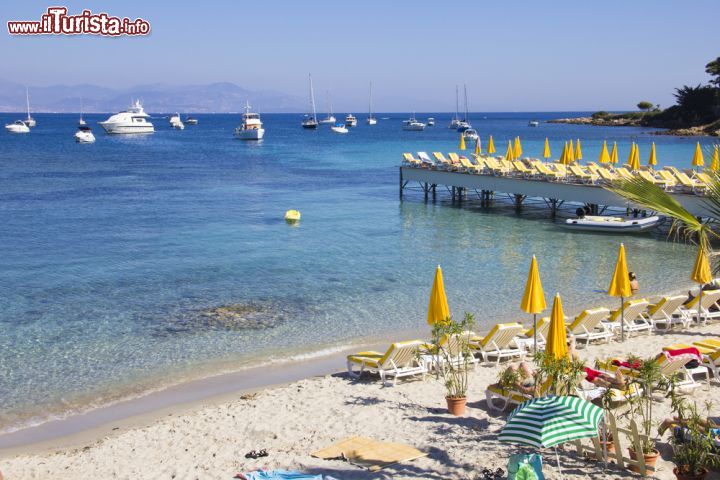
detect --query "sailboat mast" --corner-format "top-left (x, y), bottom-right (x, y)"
top-left (463, 84), bottom-right (468, 122)
top-left (369, 82), bottom-right (373, 117)
top-left (26, 87), bottom-right (31, 120)
top-left (455, 85), bottom-right (459, 121)
top-left (308, 74), bottom-right (317, 122)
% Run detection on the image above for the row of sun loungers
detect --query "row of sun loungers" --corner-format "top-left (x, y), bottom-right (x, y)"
top-left (402, 151), bottom-right (713, 195)
top-left (346, 292), bottom-right (720, 385)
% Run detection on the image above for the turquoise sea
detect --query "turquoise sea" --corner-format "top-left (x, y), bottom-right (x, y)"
top-left (0, 112), bottom-right (717, 434)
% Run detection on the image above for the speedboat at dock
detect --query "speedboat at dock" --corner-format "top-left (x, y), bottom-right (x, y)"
top-left (562, 215), bottom-right (663, 233)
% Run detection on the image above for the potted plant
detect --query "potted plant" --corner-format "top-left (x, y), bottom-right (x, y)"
top-left (666, 385), bottom-right (719, 479)
top-left (596, 386), bottom-right (618, 456)
top-left (620, 355), bottom-right (662, 473)
top-left (430, 312), bottom-right (475, 416)
top-left (530, 349), bottom-right (586, 397)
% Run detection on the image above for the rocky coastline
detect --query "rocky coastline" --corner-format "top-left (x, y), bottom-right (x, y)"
top-left (548, 116), bottom-right (719, 136)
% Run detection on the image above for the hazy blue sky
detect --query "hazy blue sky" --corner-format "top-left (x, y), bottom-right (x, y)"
top-left (2, 1), bottom-right (718, 111)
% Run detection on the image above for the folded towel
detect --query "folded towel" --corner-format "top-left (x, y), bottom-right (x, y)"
top-left (665, 347), bottom-right (702, 361)
top-left (584, 367), bottom-right (602, 382)
top-left (612, 359), bottom-right (641, 369)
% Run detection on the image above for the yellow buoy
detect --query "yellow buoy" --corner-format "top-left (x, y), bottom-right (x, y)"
top-left (284, 209), bottom-right (301, 222)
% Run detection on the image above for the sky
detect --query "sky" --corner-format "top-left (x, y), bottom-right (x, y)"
top-left (1, 1), bottom-right (718, 112)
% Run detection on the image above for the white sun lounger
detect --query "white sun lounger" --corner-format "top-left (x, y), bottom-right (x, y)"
top-left (346, 340), bottom-right (427, 386)
top-left (513, 317), bottom-right (550, 351)
top-left (566, 308), bottom-right (613, 345)
top-left (423, 331), bottom-right (479, 370)
top-left (642, 295), bottom-right (689, 330)
top-left (680, 289), bottom-right (720, 325)
top-left (417, 151), bottom-right (434, 167)
top-left (605, 299), bottom-right (651, 337)
top-left (470, 323), bottom-right (526, 365)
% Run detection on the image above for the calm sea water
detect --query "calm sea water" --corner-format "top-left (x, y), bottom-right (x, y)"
top-left (0, 112), bottom-right (716, 433)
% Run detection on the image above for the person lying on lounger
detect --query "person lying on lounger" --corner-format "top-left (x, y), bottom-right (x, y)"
top-left (585, 368), bottom-right (626, 390)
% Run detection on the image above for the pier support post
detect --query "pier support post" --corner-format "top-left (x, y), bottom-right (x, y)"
top-left (424, 182), bottom-right (429, 202)
top-left (550, 198), bottom-right (558, 217)
top-left (399, 167), bottom-right (403, 200)
top-left (514, 194), bottom-right (526, 210)
top-left (432, 184), bottom-right (437, 201)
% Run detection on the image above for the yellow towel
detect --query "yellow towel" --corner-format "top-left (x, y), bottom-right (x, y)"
top-left (311, 436), bottom-right (426, 471)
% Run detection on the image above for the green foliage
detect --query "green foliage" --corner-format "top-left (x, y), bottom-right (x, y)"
top-left (706, 56), bottom-right (720, 87)
top-left (591, 111), bottom-right (611, 119)
top-left (530, 350), bottom-right (586, 397)
top-left (618, 356), bottom-right (663, 454)
top-left (637, 101), bottom-right (653, 112)
top-left (497, 365), bottom-right (521, 395)
top-left (430, 313), bottom-right (475, 399)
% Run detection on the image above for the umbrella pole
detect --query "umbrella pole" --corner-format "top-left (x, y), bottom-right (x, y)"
top-left (620, 296), bottom-right (625, 342)
top-left (554, 446), bottom-right (564, 479)
top-left (533, 313), bottom-right (538, 355)
top-left (698, 288), bottom-right (703, 325)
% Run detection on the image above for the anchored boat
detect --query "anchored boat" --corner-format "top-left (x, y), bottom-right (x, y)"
top-left (563, 215), bottom-right (663, 233)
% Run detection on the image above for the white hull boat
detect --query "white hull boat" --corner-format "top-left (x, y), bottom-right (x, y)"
top-left (331, 124), bottom-right (348, 134)
top-left (319, 115), bottom-right (336, 124)
top-left (366, 117), bottom-right (377, 125)
top-left (462, 128), bottom-right (479, 141)
top-left (234, 101), bottom-right (265, 140)
top-left (403, 114), bottom-right (425, 131)
top-left (528, 121), bottom-right (539, 127)
top-left (99, 100), bottom-right (154, 134)
top-left (5, 120), bottom-right (30, 133)
top-left (427, 117), bottom-right (435, 126)
top-left (169, 113), bottom-right (184, 129)
top-left (302, 74), bottom-right (319, 129)
top-left (563, 215), bottom-right (663, 233)
top-left (345, 114), bottom-right (357, 127)
top-left (185, 117), bottom-right (198, 125)
top-left (366, 82), bottom-right (376, 125)
top-left (75, 125), bottom-right (96, 143)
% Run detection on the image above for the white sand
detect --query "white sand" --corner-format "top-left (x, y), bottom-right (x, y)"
top-left (1, 325), bottom-right (719, 480)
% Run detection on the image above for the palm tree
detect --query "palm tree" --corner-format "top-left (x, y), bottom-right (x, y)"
top-left (607, 176), bottom-right (718, 264)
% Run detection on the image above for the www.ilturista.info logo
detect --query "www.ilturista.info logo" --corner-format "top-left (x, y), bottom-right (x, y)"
top-left (7, 7), bottom-right (150, 36)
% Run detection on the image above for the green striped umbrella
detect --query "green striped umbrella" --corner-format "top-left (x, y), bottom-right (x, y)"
top-left (499, 395), bottom-right (604, 448)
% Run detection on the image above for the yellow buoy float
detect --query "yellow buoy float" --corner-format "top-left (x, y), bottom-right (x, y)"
top-left (284, 209), bottom-right (301, 223)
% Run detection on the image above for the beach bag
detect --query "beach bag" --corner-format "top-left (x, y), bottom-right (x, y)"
top-left (507, 453), bottom-right (544, 480)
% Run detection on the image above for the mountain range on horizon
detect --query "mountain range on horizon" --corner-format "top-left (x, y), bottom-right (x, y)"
top-left (0, 79), bottom-right (307, 113)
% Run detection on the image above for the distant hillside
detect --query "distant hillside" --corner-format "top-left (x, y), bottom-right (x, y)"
top-left (0, 79), bottom-right (306, 113)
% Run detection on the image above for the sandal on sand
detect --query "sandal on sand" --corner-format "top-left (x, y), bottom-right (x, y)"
top-left (258, 449), bottom-right (269, 457)
top-left (244, 450), bottom-right (258, 459)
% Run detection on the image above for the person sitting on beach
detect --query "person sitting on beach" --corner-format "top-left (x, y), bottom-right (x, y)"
top-left (684, 281), bottom-right (720, 309)
top-left (567, 337), bottom-right (580, 361)
top-left (501, 361), bottom-right (538, 396)
top-left (628, 272), bottom-right (639, 294)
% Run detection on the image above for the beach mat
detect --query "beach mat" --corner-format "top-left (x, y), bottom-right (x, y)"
top-left (311, 436), bottom-right (427, 471)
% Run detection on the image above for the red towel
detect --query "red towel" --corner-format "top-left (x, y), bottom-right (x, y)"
top-left (666, 347), bottom-right (702, 360)
top-left (584, 367), bottom-right (602, 382)
top-left (611, 359), bottom-right (641, 369)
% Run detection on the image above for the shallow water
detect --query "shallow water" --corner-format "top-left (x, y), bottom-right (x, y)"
top-left (0, 111), bottom-right (715, 433)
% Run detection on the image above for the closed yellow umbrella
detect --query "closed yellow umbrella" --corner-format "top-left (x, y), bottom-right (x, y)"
top-left (610, 141), bottom-right (619, 164)
top-left (691, 246), bottom-right (713, 324)
top-left (520, 255), bottom-right (547, 353)
top-left (559, 142), bottom-right (567, 164)
top-left (608, 243), bottom-right (632, 341)
top-left (692, 142), bottom-right (704, 168)
top-left (459, 134), bottom-right (466, 151)
top-left (629, 143), bottom-right (641, 171)
top-left (568, 139), bottom-right (575, 163)
top-left (474, 137), bottom-right (481, 156)
top-left (427, 265), bottom-right (450, 325)
top-left (543, 138), bottom-right (551, 159)
top-left (575, 139), bottom-right (583, 161)
top-left (487, 135), bottom-right (496, 154)
top-left (545, 293), bottom-right (568, 360)
top-left (514, 136), bottom-right (523, 159)
top-left (648, 142), bottom-right (657, 167)
top-left (599, 140), bottom-right (610, 163)
top-left (711, 145), bottom-right (720, 172)
top-left (627, 142), bottom-right (636, 167)
top-left (505, 140), bottom-right (514, 161)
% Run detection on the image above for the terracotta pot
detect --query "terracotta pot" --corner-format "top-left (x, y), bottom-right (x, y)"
top-left (673, 466), bottom-right (708, 480)
top-left (628, 448), bottom-right (660, 474)
top-left (446, 396), bottom-right (467, 416)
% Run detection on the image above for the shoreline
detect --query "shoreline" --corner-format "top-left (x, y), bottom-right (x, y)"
top-left (548, 116), bottom-right (720, 137)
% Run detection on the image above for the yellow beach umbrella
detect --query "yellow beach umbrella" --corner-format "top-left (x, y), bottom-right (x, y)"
top-left (648, 142), bottom-right (657, 167)
top-left (691, 246), bottom-right (713, 324)
top-left (545, 293), bottom-right (568, 360)
top-left (608, 243), bottom-right (632, 341)
top-left (459, 134), bottom-right (466, 151)
top-left (520, 255), bottom-right (546, 353)
top-left (575, 139), bottom-right (583, 161)
top-left (610, 141), bottom-right (619, 164)
top-left (627, 142), bottom-right (636, 167)
top-left (543, 138), bottom-right (551, 159)
top-left (474, 137), bottom-right (481, 156)
top-left (514, 136), bottom-right (523, 159)
top-left (427, 265), bottom-right (450, 325)
top-left (711, 145), bottom-right (720, 172)
top-left (568, 139), bottom-right (575, 163)
top-left (599, 140), bottom-right (610, 164)
top-left (505, 140), bottom-right (515, 161)
top-left (559, 142), bottom-right (567, 164)
top-left (692, 142), bottom-right (704, 168)
top-left (629, 143), bottom-right (641, 171)
top-left (487, 135), bottom-right (496, 154)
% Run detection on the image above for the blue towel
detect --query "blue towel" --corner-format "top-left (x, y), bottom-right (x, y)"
top-left (241, 470), bottom-right (324, 480)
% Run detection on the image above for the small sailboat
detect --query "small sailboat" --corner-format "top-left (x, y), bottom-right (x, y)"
top-left (24, 87), bottom-right (36, 127)
top-left (169, 113), bottom-right (185, 130)
top-left (366, 82), bottom-right (377, 125)
top-left (302, 74), bottom-right (319, 129)
top-left (448, 85), bottom-right (461, 129)
top-left (234, 101), bottom-right (265, 140)
top-left (319, 90), bottom-right (336, 124)
top-left (456, 84), bottom-right (471, 132)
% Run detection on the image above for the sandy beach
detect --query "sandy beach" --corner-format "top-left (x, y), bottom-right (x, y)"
top-left (2, 322), bottom-right (719, 480)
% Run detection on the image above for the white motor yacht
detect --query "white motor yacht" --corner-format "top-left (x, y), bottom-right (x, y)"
top-left (5, 120), bottom-right (30, 133)
top-left (462, 128), bottom-right (479, 141)
top-left (234, 101), bottom-right (265, 140)
top-left (75, 125), bottom-right (96, 143)
top-left (99, 100), bottom-right (154, 134)
top-left (345, 114), bottom-right (357, 127)
top-left (563, 215), bottom-right (662, 233)
top-left (402, 115), bottom-right (426, 131)
top-left (427, 117), bottom-right (435, 127)
top-left (185, 117), bottom-right (198, 125)
top-left (331, 123), bottom-right (349, 134)
top-left (169, 113), bottom-right (184, 130)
